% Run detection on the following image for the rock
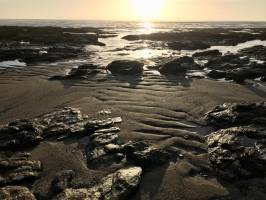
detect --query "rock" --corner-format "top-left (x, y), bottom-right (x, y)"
top-left (0, 186), bottom-right (36, 200)
top-left (36, 107), bottom-right (87, 139)
top-left (0, 119), bottom-right (43, 150)
top-left (158, 56), bottom-right (202, 75)
top-left (51, 64), bottom-right (100, 80)
top-left (207, 126), bottom-right (266, 180)
top-left (0, 153), bottom-right (42, 185)
top-left (207, 70), bottom-right (227, 79)
top-left (85, 118), bottom-right (115, 133)
top-left (51, 170), bottom-right (75, 193)
top-left (124, 141), bottom-right (170, 168)
top-left (107, 60), bottom-right (144, 75)
top-left (239, 45), bottom-right (266, 61)
top-left (204, 102), bottom-right (266, 128)
top-left (168, 41), bottom-right (210, 50)
top-left (193, 50), bottom-right (222, 58)
top-left (55, 167), bottom-right (142, 200)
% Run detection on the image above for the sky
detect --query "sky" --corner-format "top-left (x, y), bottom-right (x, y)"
top-left (0, 0), bottom-right (266, 21)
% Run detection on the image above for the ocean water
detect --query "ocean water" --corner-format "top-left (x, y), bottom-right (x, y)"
top-left (0, 20), bottom-right (266, 70)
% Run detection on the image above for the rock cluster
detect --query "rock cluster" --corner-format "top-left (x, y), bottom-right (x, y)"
top-left (55, 167), bottom-right (142, 200)
top-left (158, 56), bottom-right (202, 75)
top-left (0, 186), bottom-right (37, 200)
top-left (205, 102), bottom-right (266, 180)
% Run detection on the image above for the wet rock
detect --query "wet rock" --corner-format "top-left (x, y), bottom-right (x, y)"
top-left (0, 186), bottom-right (36, 200)
top-left (51, 170), bottom-right (75, 193)
top-left (205, 102), bottom-right (266, 128)
top-left (0, 153), bottom-right (42, 185)
top-left (55, 166), bottom-right (142, 200)
top-left (36, 107), bottom-right (87, 139)
top-left (0, 119), bottom-right (43, 150)
top-left (168, 41), bottom-right (210, 50)
top-left (51, 64), bottom-right (100, 80)
top-left (159, 56), bottom-right (202, 75)
top-left (239, 45), bottom-right (266, 61)
top-left (107, 60), bottom-right (144, 75)
top-left (85, 118), bottom-right (115, 133)
top-left (193, 50), bottom-right (222, 58)
top-left (124, 141), bottom-right (170, 168)
top-left (207, 70), bottom-right (227, 79)
top-left (207, 126), bottom-right (266, 180)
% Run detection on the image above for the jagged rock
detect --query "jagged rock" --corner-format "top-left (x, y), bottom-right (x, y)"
top-left (124, 141), bottom-right (170, 168)
top-left (36, 107), bottom-right (87, 139)
top-left (193, 50), bottom-right (222, 58)
top-left (0, 153), bottom-right (42, 185)
top-left (0, 119), bottom-right (43, 150)
top-left (107, 60), bottom-right (144, 75)
top-left (51, 170), bottom-right (75, 193)
top-left (158, 56), bottom-right (202, 75)
top-left (85, 118), bottom-right (115, 133)
top-left (0, 186), bottom-right (36, 200)
top-left (207, 126), bottom-right (266, 180)
top-left (55, 167), bottom-right (142, 200)
top-left (205, 102), bottom-right (266, 128)
top-left (239, 45), bottom-right (266, 61)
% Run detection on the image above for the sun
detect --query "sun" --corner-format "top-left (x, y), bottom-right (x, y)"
top-left (132, 0), bottom-right (163, 21)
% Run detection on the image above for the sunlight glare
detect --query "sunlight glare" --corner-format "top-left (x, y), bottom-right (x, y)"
top-left (132, 0), bottom-right (163, 21)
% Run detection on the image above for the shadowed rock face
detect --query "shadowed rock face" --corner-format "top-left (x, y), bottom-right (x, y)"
top-left (158, 56), bottom-right (202, 75)
top-left (207, 126), bottom-right (266, 180)
top-left (0, 186), bottom-right (36, 200)
top-left (55, 167), bottom-right (142, 200)
top-left (205, 102), bottom-right (266, 128)
top-left (167, 41), bottom-right (210, 50)
top-left (0, 153), bottom-right (42, 185)
top-left (107, 60), bottom-right (144, 75)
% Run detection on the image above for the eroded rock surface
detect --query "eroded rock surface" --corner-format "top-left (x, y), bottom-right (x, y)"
top-left (0, 153), bottom-right (41, 185)
top-left (55, 167), bottom-right (142, 200)
top-left (207, 126), bottom-right (266, 180)
top-left (0, 186), bottom-right (36, 200)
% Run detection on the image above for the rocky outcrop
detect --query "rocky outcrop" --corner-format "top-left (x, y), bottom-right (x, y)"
top-left (158, 56), bottom-right (202, 75)
top-left (168, 41), bottom-right (210, 51)
top-left (55, 167), bottom-right (142, 200)
top-left (207, 70), bottom-right (227, 79)
top-left (107, 60), bottom-right (144, 75)
top-left (193, 50), bottom-right (222, 58)
top-left (204, 102), bottom-right (266, 128)
top-left (0, 119), bottom-right (43, 150)
top-left (0, 153), bottom-right (41, 185)
top-left (207, 126), bottom-right (266, 180)
top-left (239, 45), bottom-right (266, 61)
top-left (0, 186), bottom-right (36, 200)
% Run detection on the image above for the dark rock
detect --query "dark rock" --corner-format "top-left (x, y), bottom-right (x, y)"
top-left (207, 70), bottom-right (227, 79)
top-left (0, 186), bottom-right (36, 200)
top-left (55, 167), bottom-right (142, 200)
top-left (107, 60), bottom-right (144, 75)
top-left (85, 118), bottom-right (115, 133)
top-left (158, 56), bottom-right (202, 75)
top-left (0, 119), bottom-right (43, 150)
top-left (51, 170), bottom-right (75, 193)
top-left (205, 102), bottom-right (266, 128)
top-left (0, 153), bottom-right (42, 185)
top-left (51, 64), bottom-right (100, 80)
top-left (207, 126), bottom-right (266, 180)
top-left (193, 50), bottom-right (222, 58)
top-left (168, 41), bottom-right (210, 50)
top-left (124, 141), bottom-right (170, 168)
top-left (239, 45), bottom-right (266, 61)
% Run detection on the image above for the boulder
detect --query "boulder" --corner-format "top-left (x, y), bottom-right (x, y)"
top-left (0, 186), bottom-right (36, 200)
top-left (0, 153), bottom-right (42, 185)
top-left (204, 102), bottom-right (266, 128)
top-left (124, 141), bottom-right (170, 168)
top-left (55, 167), bottom-right (142, 200)
top-left (158, 56), bottom-right (202, 75)
top-left (207, 126), bottom-right (266, 180)
top-left (107, 60), bottom-right (144, 75)
top-left (207, 70), bottom-right (227, 79)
